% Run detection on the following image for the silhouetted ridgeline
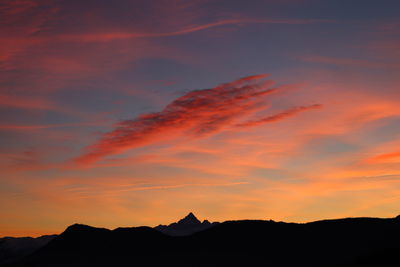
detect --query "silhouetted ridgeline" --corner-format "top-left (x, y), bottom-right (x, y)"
top-left (154, 212), bottom-right (219, 236)
top-left (0, 235), bottom-right (56, 265)
top-left (2, 215), bottom-right (400, 266)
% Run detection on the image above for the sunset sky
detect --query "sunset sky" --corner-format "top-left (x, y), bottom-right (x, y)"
top-left (1, 0), bottom-right (400, 237)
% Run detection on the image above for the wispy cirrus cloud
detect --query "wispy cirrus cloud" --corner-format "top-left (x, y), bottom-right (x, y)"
top-left (75, 75), bottom-right (322, 165)
top-left (58, 17), bottom-right (332, 42)
top-left (236, 104), bottom-right (322, 127)
top-left (0, 94), bottom-right (55, 110)
top-left (63, 181), bottom-right (250, 198)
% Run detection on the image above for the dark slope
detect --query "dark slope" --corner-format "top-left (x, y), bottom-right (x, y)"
top-left (188, 217), bottom-right (400, 266)
top-left (28, 224), bottom-right (170, 262)
top-left (0, 235), bottom-right (56, 265)
top-left (6, 216), bottom-right (400, 267)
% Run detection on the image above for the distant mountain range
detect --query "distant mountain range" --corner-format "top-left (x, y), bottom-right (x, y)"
top-left (0, 212), bottom-right (215, 265)
top-left (154, 212), bottom-right (218, 236)
top-left (2, 214), bottom-right (400, 266)
top-left (0, 235), bottom-right (56, 265)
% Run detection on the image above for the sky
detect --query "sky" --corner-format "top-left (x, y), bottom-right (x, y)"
top-left (1, 0), bottom-right (400, 237)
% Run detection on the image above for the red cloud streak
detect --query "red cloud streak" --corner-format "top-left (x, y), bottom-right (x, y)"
top-left (74, 75), bottom-right (322, 165)
top-left (236, 104), bottom-right (323, 127)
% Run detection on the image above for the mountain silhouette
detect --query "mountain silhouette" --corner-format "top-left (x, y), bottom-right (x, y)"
top-left (178, 212), bottom-right (201, 224)
top-left (0, 235), bottom-right (56, 265)
top-left (154, 212), bottom-right (218, 236)
top-left (2, 215), bottom-right (400, 266)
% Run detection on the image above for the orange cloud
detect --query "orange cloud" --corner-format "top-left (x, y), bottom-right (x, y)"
top-left (367, 151), bottom-right (400, 163)
top-left (75, 75), bottom-right (322, 165)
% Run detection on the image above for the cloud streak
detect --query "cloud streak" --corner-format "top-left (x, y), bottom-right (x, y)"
top-left (66, 181), bottom-right (250, 198)
top-left (0, 94), bottom-right (55, 110)
top-left (367, 151), bottom-right (400, 163)
top-left (59, 18), bottom-right (332, 42)
top-left (75, 75), bottom-right (322, 165)
top-left (236, 104), bottom-right (322, 127)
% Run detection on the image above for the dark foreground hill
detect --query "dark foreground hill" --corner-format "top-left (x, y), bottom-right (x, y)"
top-left (0, 235), bottom-right (56, 265)
top-left (3, 215), bottom-right (400, 266)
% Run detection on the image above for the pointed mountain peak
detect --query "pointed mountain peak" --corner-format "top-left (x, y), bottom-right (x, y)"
top-left (185, 212), bottom-right (197, 220)
top-left (178, 212), bottom-right (201, 225)
top-left (154, 213), bottom-right (218, 236)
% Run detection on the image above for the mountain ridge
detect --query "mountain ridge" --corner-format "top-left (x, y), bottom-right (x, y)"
top-left (0, 235), bottom-right (57, 265)
top-left (2, 214), bottom-right (400, 266)
top-left (154, 212), bottom-right (219, 236)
